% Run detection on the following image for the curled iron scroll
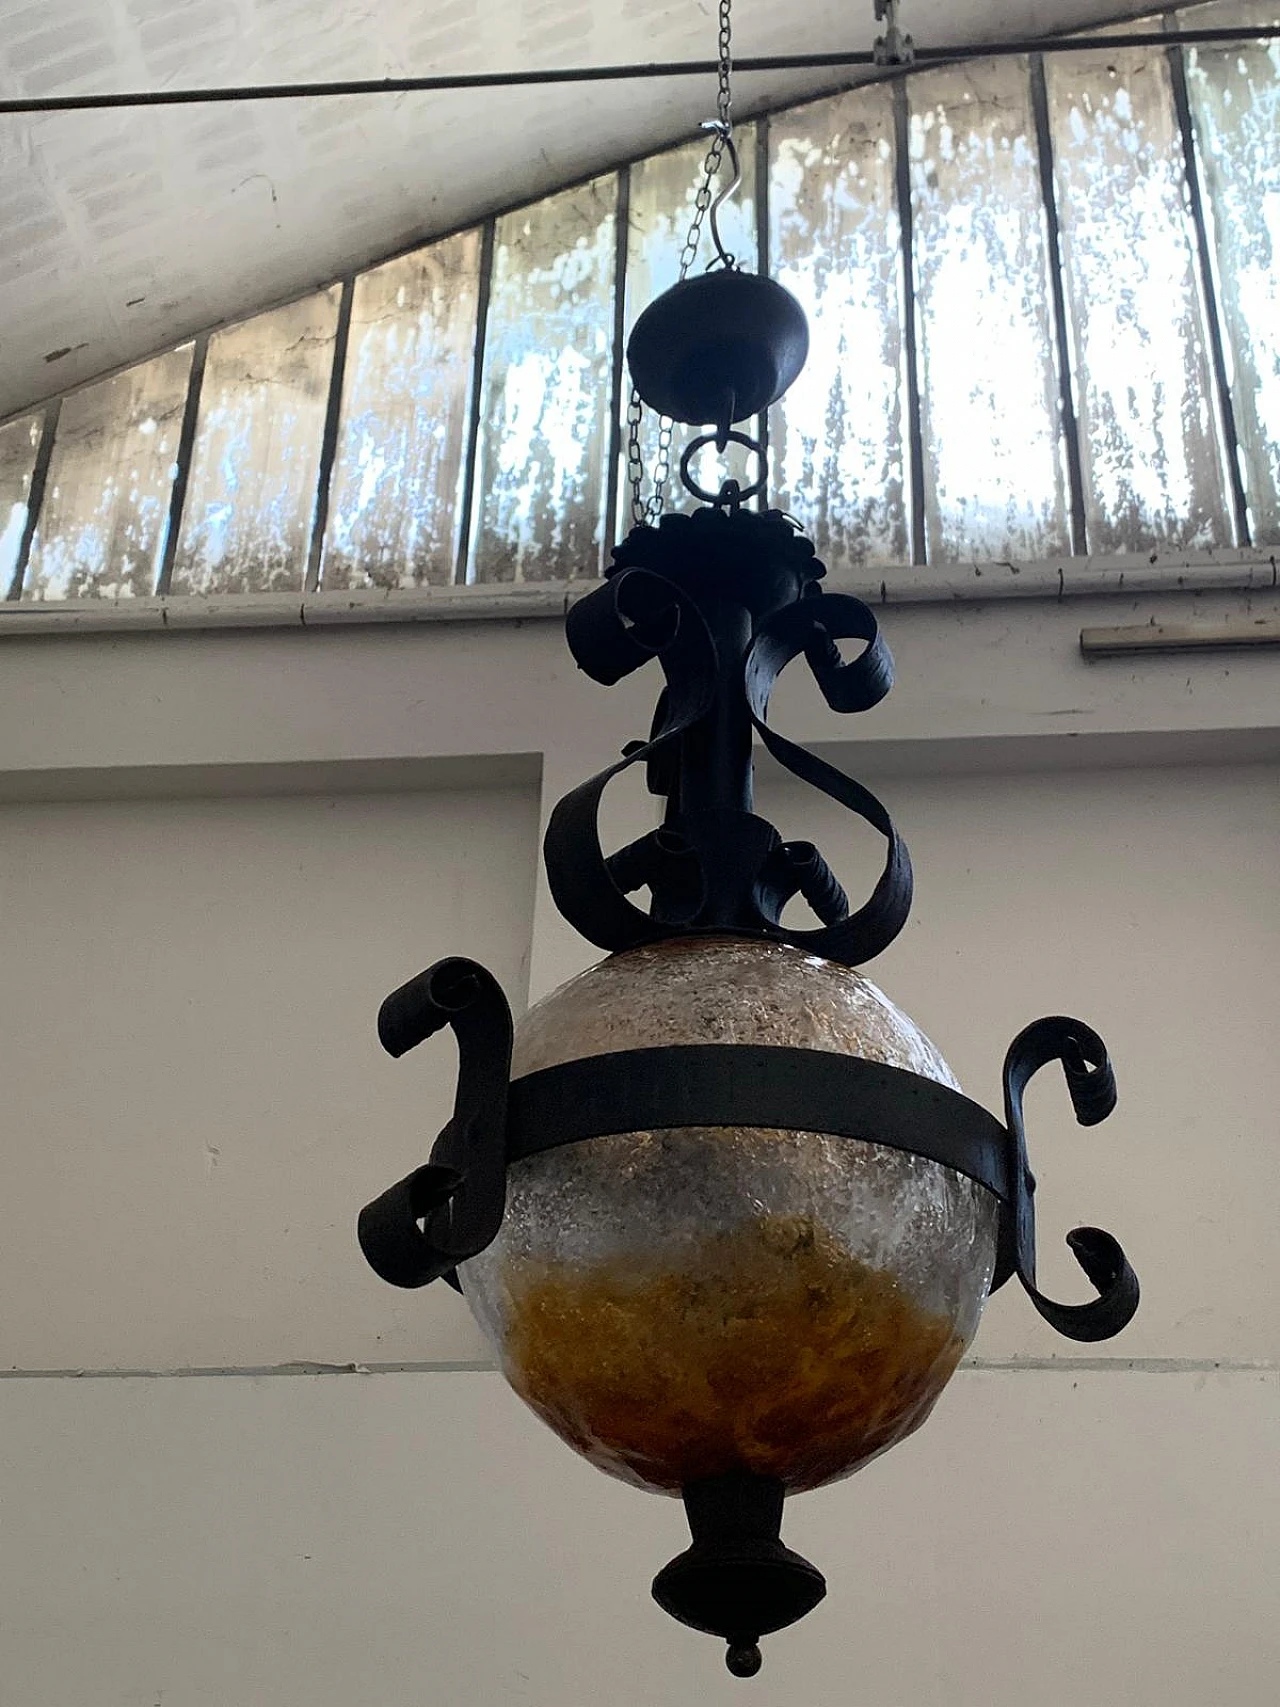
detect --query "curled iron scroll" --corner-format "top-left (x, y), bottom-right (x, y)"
top-left (357, 957), bottom-right (513, 1290)
top-left (743, 593), bottom-right (913, 965)
top-left (997, 1016), bottom-right (1140, 1342)
top-left (543, 569), bottom-right (718, 952)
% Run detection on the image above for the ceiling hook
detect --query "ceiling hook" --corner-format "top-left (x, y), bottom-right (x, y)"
top-left (699, 119), bottom-right (741, 271)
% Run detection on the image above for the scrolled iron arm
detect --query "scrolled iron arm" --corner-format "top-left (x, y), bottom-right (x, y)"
top-left (997, 1015), bottom-right (1140, 1341)
top-left (357, 957), bottom-right (513, 1291)
top-left (541, 568), bottom-right (719, 952)
top-left (743, 593), bottom-right (913, 965)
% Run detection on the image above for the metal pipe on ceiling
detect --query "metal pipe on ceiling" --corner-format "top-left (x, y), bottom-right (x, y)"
top-left (0, 26), bottom-right (1276, 118)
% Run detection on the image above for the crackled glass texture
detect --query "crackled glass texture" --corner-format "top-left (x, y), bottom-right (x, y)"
top-left (460, 936), bottom-right (999, 1497)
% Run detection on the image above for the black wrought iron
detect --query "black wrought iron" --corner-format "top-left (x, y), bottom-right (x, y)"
top-left (357, 185), bottom-right (1140, 1682)
top-left (678, 430), bottom-right (767, 505)
top-left (626, 268), bottom-right (810, 430)
top-left (357, 957), bottom-right (512, 1292)
top-left (542, 505), bottom-right (912, 967)
top-left (358, 964), bottom-right (1138, 1667)
top-left (362, 1015), bottom-right (1138, 1336)
top-left (653, 1471), bottom-right (826, 1677)
top-left (997, 1016), bottom-right (1140, 1341)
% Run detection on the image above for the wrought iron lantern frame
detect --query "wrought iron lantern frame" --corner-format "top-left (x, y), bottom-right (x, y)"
top-left (358, 474), bottom-right (1139, 1675)
top-left (357, 46), bottom-right (1139, 1661)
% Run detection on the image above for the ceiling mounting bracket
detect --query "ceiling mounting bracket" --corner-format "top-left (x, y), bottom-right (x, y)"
top-left (873, 0), bottom-right (915, 67)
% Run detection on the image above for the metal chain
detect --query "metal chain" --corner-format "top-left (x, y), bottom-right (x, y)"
top-left (625, 390), bottom-right (648, 527)
top-left (626, 0), bottom-right (734, 528)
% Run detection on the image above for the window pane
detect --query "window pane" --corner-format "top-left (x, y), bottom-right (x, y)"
top-left (910, 58), bottom-right (1072, 563)
top-left (1047, 43), bottom-right (1230, 552)
top-left (769, 88), bottom-right (906, 567)
top-left (624, 131), bottom-right (758, 524)
top-left (172, 289), bottom-right (341, 594)
top-left (320, 230), bottom-right (481, 589)
top-left (23, 347), bottom-right (192, 601)
top-left (469, 176), bottom-right (617, 583)
top-left (1183, 1), bottom-right (1280, 541)
top-left (0, 413), bottom-right (42, 594)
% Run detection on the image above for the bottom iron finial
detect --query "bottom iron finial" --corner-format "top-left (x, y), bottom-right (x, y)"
top-left (652, 1472), bottom-right (826, 1678)
top-left (726, 1642), bottom-right (763, 1678)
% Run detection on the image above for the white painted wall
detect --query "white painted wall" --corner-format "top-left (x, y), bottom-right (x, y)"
top-left (0, 786), bottom-right (538, 1372)
top-left (0, 579), bottom-right (1276, 1703)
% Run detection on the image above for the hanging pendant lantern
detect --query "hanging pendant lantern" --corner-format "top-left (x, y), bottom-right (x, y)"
top-left (356, 5), bottom-right (1138, 1676)
top-left (357, 480), bottom-right (1139, 1679)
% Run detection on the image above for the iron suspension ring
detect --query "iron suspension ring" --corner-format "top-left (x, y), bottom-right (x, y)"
top-left (679, 431), bottom-right (767, 505)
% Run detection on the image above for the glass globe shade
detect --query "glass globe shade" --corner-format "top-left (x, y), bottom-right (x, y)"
top-left (459, 935), bottom-right (998, 1495)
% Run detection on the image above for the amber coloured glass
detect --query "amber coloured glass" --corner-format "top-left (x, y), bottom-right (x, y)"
top-left (460, 937), bottom-right (999, 1496)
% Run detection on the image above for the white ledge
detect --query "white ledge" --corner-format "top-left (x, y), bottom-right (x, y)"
top-left (0, 547), bottom-right (1275, 636)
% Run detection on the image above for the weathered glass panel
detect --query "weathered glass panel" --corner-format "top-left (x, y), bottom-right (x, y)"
top-left (171, 289), bottom-right (341, 594)
top-left (470, 176), bottom-right (617, 583)
top-left (23, 347), bottom-right (192, 600)
top-left (769, 87), bottom-right (906, 567)
top-left (624, 131), bottom-right (758, 526)
top-left (1071, 11), bottom-right (1166, 36)
top-left (320, 230), bottom-right (481, 589)
top-left (1182, 1), bottom-right (1280, 541)
top-left (910, 58), bottom-right (1072, 564)
top-left (1047, 43), bottom-right (1230, 551)
top-left (0, 413), bottom-right (42, 595)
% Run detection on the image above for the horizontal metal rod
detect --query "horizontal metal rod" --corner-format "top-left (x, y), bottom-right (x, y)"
top-left (1080, 618), bottom-right (1280, 655)
top-left (0, 28), bottom-right (1276, 117)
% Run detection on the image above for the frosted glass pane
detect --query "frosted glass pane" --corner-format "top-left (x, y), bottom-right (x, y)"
top-left (320, 230), bottom-right (481, 589)
top-left (0, 413), bottom-right (42, 594)
top-left (172, 290), bottom-right (340, 594)
top-left (623, 131), bottom-right (758, 526)
top-left (910, 58), bottom-right (1072, 564)
top-left (768, 88), bottom-right (906, 567)
top-left (1048, 44), bottom-right (1230, 552)
top-left (1071, 12), bottom-right (1167, 36)
top-left (1183, 3), bottom-right (1280, 540)
top-left (470, 176), bottom-right (617, 583)
top-left (23, 347), bottom-right (192, 601)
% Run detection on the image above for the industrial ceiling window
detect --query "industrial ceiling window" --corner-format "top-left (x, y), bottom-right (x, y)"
top-left (1, 0), bottom-right (1277, 603)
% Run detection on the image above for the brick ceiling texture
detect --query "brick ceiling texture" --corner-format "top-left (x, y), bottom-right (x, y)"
top-left (0, 1), bottom-right (1145, 417)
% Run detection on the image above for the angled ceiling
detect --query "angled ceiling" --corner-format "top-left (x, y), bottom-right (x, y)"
top-left (0, 0), bottom-right (1153, 418)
